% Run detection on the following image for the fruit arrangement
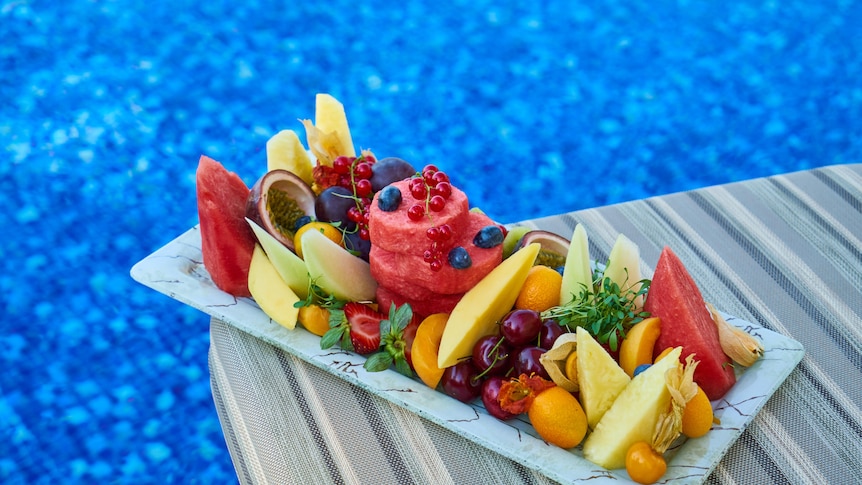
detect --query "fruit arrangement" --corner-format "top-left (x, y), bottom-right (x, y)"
top-left (195, 94), bottom-right (765, 484)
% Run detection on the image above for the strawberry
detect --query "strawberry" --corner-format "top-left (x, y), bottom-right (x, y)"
top-left (319, 302), bottom-right (383, 355)
top-left (345, 302), bottom-right (384, 354)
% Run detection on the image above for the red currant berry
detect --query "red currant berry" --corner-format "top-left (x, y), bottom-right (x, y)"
top-left (423, 170), bottom-right (436, 185)
top-left (407, 204), bottom-right (425, 221)
top-left (429, 194), bottom-right (446, 212)
top-left (423, 249), bottom-right (434, 262)
top-left (423, 164), bottom-right (439, 173)
top-left (431, 181), bottom-right (452, 199)
top-left (338, 175), bottom-right (352, 188)
top-left (355, 178), bottom-right (373, 197)
top-left (438, 223), bottom-right (452, 240)
top-left (429, 259), bottom-right (443, 272)
top-left (363, 154), bottom-right (377, 164)
top-left (347, 206), bottom-right (363, 223)
top-left (410, 181), bottom-right (428, 199)
top-left (333, 156), bottom-right (352, 174)
top-left (426, 226), bottom-right (440, 241)
top-left (359, 227), bottom-right (370, 240)
top-left (354, 162), bottom-right (373, 180)
top-left (432, 171), bottom-right (449, 185)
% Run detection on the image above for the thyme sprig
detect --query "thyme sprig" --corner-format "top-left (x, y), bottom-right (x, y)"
top-left (541, 268), bottom-right (651, 351)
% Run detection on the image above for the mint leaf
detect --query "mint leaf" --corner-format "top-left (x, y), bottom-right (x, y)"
top-left (364, 352), bottom-right (393, 372)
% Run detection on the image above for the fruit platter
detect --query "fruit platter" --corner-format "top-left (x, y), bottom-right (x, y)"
top-left (131, 94), bottom-right (804, 484)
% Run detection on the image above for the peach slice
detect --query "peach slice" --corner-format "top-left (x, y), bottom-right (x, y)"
top-left (411, 313), bottom-right (449, 389)
top-left (619, 317), bottom-right (662, 377)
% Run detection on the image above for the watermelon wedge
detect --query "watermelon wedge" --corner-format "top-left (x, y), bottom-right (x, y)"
top-left (644, 246), bottom-right (736, 400)
top-left (196, 155), bottom-right (256, 297)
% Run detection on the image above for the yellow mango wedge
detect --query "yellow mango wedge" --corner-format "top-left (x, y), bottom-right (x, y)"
top-left (248, 244), bottom-right (301, 330)
top-left (266, 129), bottom-right (314, 186)
top-left (437, 243), bottom-right (540, 368)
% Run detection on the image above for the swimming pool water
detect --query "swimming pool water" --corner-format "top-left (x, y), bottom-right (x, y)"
top-left (3, 1), bottom-right (861, 483)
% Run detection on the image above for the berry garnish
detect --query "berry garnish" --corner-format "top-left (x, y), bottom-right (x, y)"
top-left (473, 225), bottom-right (505, 248)
top-left (448, 246), bottom-right (472, 269)
top-left (377, 185), bottom-right (402, 212)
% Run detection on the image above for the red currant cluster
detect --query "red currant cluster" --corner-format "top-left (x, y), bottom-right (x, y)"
top-left (407, 165), bottom-right (454, 271)
top-left (333, 154), bottom-right (377, 240)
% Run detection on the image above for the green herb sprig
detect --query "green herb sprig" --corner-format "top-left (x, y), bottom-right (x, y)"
top-left (541, 268), bottom-right (651, 351)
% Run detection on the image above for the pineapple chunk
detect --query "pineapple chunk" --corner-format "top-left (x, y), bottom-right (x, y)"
top-left (315, 93), bottom-right (355, 158)
top-left (576, 326), bottom-right (631, 429)
top-left (266, 130), bottom-right (314, 186)
top-left (582, 347), bottom-right (683, 470)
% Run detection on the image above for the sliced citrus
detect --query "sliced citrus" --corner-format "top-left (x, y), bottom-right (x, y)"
top-left (294, 221), bottom-right (343, 259)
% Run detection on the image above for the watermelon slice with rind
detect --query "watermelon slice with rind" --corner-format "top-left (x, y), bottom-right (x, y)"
top-left (644, 246), bottom-right (736, 400)
top-left (196, 155), bottom-right (256, 297)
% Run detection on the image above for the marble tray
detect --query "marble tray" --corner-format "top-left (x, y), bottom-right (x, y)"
top-left (131, 225), bottom-right (805, 484)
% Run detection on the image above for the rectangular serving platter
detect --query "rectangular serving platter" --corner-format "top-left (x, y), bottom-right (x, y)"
top-left (131, 225), bottom-right (805, 484)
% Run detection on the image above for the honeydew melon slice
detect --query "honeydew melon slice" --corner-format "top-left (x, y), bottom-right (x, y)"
top-left (559, 223), bottom-right (592, 305)
top-left (437, 243), bottom-right (540, 368)
top-left (301, 228), bottom-right (377, 302)
top-left (602, 233), bottom-right (645, 307)
top-left (246, 218), bottom-right (310, 300)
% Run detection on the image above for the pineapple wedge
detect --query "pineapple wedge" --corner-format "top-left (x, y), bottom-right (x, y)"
top-left (582, 347), bottom-right (683, 470)
top-left (576, 326), bottom-right (631, 429)
top-left (266, 130), bottom-right (314, 186)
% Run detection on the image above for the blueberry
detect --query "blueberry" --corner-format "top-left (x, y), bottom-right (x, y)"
top-left (293, 215), bottom-right (313, 231)
top-left (633, 363), bottom-right (652, 377)
top-left (448, 246), bottom-right (472, 269)
top-left (473, 225), bottom-right (504, 248)
top-left (377, 185), bottom-right (402, 212)
top-left (554, 266), bottom-right (565, 276)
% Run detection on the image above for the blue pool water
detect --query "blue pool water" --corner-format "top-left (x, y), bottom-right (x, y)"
top-left (3, 1), bottom-right (860, 483)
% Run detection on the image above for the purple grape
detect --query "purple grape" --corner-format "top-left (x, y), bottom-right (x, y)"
top-left (472, 335), bottom-right (511, 376)
top-left (481, 376), bottom-right (518, 421)
top-left (441, 360), bottom-right (482, 403)
top-left (539, 319), bottom-right (566, 350)
top-left (500, 309), bottom-right (543, 347)
top-left (510, 346), bottom-right (550, 380)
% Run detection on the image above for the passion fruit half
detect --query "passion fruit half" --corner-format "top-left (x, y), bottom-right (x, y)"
top-left (246, 169), bottom-right (316, 252)
top-left (515, 230), bottom-right (571, 268)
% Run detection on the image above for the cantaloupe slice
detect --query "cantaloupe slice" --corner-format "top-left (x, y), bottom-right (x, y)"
top-left (246, 218), bottom-right (310, 300)
top-left (301, 228), bottom-right (377, 302)
top-left (576, 326), bottom-right (631, 429)
top-left (437, 243), bottom-right (540, 368)
top-left (583, 347), bottom-right (682, 469)
top-left (248, 244), bottom-right (301, 330)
